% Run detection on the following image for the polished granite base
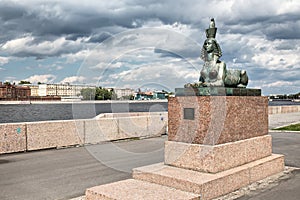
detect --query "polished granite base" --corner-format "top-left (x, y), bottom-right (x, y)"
top-left (168, 96), bottom-right (268, 145)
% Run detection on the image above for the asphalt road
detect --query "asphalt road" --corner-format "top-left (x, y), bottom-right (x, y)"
top-left (1, 132), bottom-right (299, 200)
top-left (0, 136), bottom-right (165, 200)
top-left (269, 112), bottom-right (300, 129)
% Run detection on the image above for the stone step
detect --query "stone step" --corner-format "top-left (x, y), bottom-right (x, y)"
top-left (165, 135), bottom-right (272, 173)
top-left (85, 179), bottom-right (200, 200)
top-left (133, 154), bottom-right (284, 200)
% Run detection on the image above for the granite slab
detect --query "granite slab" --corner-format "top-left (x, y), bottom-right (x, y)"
top-left (133, 154), bottom-right (284, 200)
top-left (86, 179), bottom-right (200, 200)
top-left (165, 135), bottom-right (272, 173)
top-left (168, 96), bottom-right (268, 144)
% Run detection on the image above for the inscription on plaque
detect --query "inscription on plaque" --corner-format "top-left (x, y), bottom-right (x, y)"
top-left (184, 108), bottom-right (195, 120)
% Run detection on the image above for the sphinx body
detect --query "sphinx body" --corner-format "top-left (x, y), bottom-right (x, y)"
top-left (185, 19), bottom-right (248, 88)
top-left (198, 38), bottom-right (248, 88)
top-left (200, 60), bottom-right (226, 87)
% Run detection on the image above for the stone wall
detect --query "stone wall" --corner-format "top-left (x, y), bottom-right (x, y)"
top-left (26, 120), bottom-right (85, 151)
top-left (1, 105), bottom-right (299, 155)
top-left (0, 112), bottom-right (167, 154)
top-left (0, 123), bottom-right (26, 154)
top-left (269, 105), bottom-right (300, 114)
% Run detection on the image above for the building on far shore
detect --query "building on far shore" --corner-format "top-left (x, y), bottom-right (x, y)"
top-left (135, 90), bottom-right (167, 100)
top-left (0, 80), bottom-right (169, 101)
top-left (153, 91), bottom-right (168, 99)
top-left (113, 88), bottom-right (135, 99)
top-left (0, 82), bottom-right (31, 100)
top-left (29, 85), bottom-right (39, 96)
top-left (36, 83), bottom-right (96, 97)
top-left (269, 93), bottom-right (300, 100)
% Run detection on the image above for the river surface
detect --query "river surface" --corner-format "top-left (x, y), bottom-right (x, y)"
top-left (0, 100), bottom-right (299, 124)
top-left (0, 101), bottom-right (168, 124)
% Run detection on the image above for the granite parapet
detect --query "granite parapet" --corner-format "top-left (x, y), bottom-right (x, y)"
top-left (0, 123), bottom-right (26, 154)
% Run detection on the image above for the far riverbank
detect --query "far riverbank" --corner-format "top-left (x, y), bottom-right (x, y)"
top-left (0, 99), bottom-right (167, 104)
top-left (0, 99), bottom-right (299, 106)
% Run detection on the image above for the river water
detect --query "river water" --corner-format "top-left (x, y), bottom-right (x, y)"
top-left (0, 100), bottom-right (299, 124)
top-left (0, 101), bottom-right (168, 124)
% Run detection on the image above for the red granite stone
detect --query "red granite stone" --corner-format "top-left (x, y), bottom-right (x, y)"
top-left (168, 96), bottom-right (268, 145)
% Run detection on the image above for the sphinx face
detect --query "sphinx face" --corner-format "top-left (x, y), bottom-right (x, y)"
top-left (204, 39), bottom-right (214, 53)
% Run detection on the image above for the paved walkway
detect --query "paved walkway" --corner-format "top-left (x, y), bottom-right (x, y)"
top-left (269, 112), bottom-right (300, 129)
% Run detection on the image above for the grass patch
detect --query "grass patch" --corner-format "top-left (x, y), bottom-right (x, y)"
top-left (273, 123), bottom-right (300, 131)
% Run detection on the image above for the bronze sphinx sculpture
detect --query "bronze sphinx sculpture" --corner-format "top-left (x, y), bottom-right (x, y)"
top-left (186, 19), bottom-right (248, 88)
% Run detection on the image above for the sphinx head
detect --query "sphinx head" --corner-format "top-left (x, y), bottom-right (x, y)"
top-left (201, 38), bottom-right (222, 62)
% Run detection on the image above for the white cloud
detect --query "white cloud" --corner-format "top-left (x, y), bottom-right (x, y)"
top-left (60, 76), bottom-right (86, 84)
top-left (263, 81), bottom-right (293, 88)
top-left (78, 28), bottom-right (202, 83)
top-left (1, 36), bottom-right (33, 51)
top-left (102, 57), bottom-right (199, 90)
top-left (276, 0), bottom-right (300, 15)
top-left (55, 65), bottom-right (64, 70)
top-left (250, 37), bottom-right (300, 71)
top-left (25, 74), bottom-right (56, 83)
top-left (64, 49), bottom-right (92, 63)
top-left (1, 35), bottom-right (86, 58)
top-left (0, 56), bottom-right (9, 65)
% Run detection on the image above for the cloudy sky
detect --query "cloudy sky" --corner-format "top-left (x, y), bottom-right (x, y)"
top-left (0, 0), bottom-right (299, 95)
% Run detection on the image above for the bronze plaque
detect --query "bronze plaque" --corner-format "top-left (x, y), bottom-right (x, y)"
top-left (184, 108), bottom-right (194, 120)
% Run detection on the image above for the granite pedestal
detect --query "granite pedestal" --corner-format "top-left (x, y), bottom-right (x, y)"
top-left (86, 88), bottom-right (284, 200)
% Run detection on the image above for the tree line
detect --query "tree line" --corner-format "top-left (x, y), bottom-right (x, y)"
top-left (80, 87), bottom-right (117, 100)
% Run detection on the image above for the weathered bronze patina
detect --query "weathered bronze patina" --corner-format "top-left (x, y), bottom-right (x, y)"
top-left (186, 18), bottom-right (248, 88)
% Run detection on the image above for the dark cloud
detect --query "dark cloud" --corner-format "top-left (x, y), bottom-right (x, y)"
top-left (275, 41), bottom-right (297, 50)
top-left (246, 67), bottom-right (268, 81)
top-left (0, 0), bottom-right (198, 43)
top-left (279, 69), bottom-right (300, 82)
top-left (262, 21), bottom-right (300, 40)
top-left (8, 47), bottom-right (79, 59)
top-left (0, 0), bottom-right (298, 44)
top-left (0, 1), bottom-right (26, 21)
top-left (154, 48), bottom-right (183, 58)
top-left (224, 12), bottom-right (300, 40)
top-left (247, 66), bottom-right (300, 85)
top-left (65, 34), bottom-right (89, 41)
top-left (88, 32), bottom-right (113, 43)
top-left (0, 1), bottom-right (107, 42)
